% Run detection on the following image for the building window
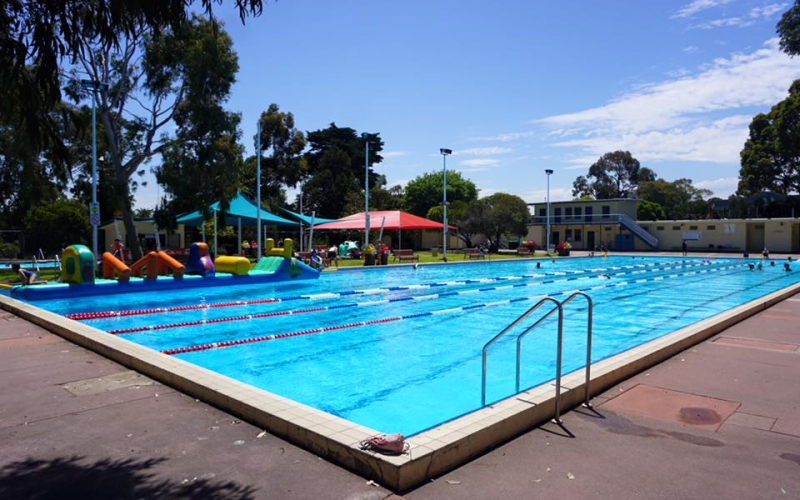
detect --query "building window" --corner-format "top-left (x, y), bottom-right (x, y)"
top-left (708, 225), bottom-right (716, 230)
top-left (602, 206), bottom-right (610, 218)
top-left (565, 229), bottom-right (573, 241)
top-left (656, 226), bottom-right (665, 231)
top-left (575, 207), bottom-right (582, 217)
top-left (539, 208), bottom-right (546, 217)
top-left (565, 207), bottom-right (573, 217)
top-left (672, 226), bottom-right (680, 230)
top-left (574, 229), bottom-right (582, 242)
top-left (689, 225), bottom-right (698, 230)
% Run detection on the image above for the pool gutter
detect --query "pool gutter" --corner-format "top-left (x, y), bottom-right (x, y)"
top-left (3, 282), bottom-right (799, 492)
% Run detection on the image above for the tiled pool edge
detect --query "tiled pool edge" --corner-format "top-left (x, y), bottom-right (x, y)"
top-left (3, 282), bottom-right (799, 492)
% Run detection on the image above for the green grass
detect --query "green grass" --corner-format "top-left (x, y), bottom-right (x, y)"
top-left (0, 268), bottom-right (61, 285)
top-left (328, 250), bottom-right (545, 268)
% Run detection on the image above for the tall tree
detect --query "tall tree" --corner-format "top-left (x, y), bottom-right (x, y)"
top-left (738, 81), bottom-right (800, 196)
top-left (403, 170), bottom-right (479, 217)
top-left (239, 103), bottom-right (306, 211)
top-left (477, 193), bottom-right (530, 251)
top-left (254, 104), bottom-right (307, 189)
top-left (301, 124), bottom-right (384, 219)
top-left (572, 151), bottom-right (656, 199)
top-left (153, 17), bottom-right (244, 233)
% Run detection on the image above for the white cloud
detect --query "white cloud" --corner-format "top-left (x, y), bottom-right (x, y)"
top-left (683, 45), bottom-right (699, 53)
top-left (694, 176), bottom-right (740, 197)
top-left (472, 131), bottom-right (536, 142)
top-left (692, 3), bottom-right (788, 29)
top-left (534, 39), bottom-right (800, 164)
top-left (672, 0), bottom-right (734, 19)
top-left (382, 151), bottom-right (408, 158)
top-left (460, 158), bottom-right (501, 167)
top-left (457, 147), bottom-right (512, 155)
top-left (751, 3), bottom-right (789, 19)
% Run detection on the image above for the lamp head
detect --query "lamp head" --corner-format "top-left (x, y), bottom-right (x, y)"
top-left (545, 169), bottom-right (554, 175)
top-left (440, 148), bottom-right (452, 156)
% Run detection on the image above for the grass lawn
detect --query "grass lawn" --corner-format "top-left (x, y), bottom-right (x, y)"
top-left (329, 250), bottom-right (547, 268)
top-left (0, 268), bottom-right (61, 286)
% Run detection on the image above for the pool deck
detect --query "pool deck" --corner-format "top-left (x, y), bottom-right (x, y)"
top-left (1, 252), bottom-right (799, 498)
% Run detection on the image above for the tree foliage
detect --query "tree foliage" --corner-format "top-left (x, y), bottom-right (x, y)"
top-left (154, 17), bottom-right (243, 234)
top-left (476, 193), bottom-right (530, 250)
top-left (636, 200), bottom-right (667, 221)
top-left (24, 199), bottom-right (91, 252)
top-left (300, 124), bottom-right (383, 219)
top-left (738, 80), bottom-right (800, 196)
top-left (778, 1), bottom-right (800, 56)
top-left (253, 103), bottom-right (307, 188)
top-left (1, 0), bottom-right (264, 154)
top-left (572, 151), bottom-right (656, 199)
top-left (403, 170), bottom-right (479, 217)
top-left (638, 178), bottom-right (712, 220)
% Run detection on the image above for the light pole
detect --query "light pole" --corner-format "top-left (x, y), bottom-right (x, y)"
top-left (256, 117), bottom-right (262, 257)
top-left (440, 148), bottom-right (452, 261)
top-left (81, 79), bottom-right (107, 269)
top-left (545, 169), bottom-right (553, 255)
top-left (362, 133), bottom-right (370, 248)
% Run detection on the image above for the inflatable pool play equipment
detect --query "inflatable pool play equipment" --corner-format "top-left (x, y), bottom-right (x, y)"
top-left (11, 239), bottom-right (319, 300)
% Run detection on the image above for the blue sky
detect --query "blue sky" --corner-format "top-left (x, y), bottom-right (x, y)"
top-left (134, 0), bottom-right (800, 211)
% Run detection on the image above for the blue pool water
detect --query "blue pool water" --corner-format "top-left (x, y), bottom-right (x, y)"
top-left (27, 256), bottom-right (800, 436)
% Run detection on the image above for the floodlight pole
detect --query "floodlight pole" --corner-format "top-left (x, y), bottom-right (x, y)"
top-left (363, 133), bottom-right (370, 248)
top-left (440, 148), bottom-right (452, 261)
top-left (256, 117), bottom-right (262, 257)
top-left (545, 169), bottom-right (554, 255)
top-left (80, 79), bottom-right (107, 271)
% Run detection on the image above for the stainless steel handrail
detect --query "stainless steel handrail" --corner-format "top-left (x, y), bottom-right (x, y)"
top-left (558, 292), bottom-right (594, 409)
top-left (482, 292), bottom-right (594, 424)
top-left (481, 297), bottom-right (561, 407)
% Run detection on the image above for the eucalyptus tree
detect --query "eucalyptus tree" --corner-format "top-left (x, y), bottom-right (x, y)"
top-left (572, 151), bottom-right (657, 199)
top-left (1, 0), bottom-right (265, 155)
top-left (152, 17), bottom-right (244, 234)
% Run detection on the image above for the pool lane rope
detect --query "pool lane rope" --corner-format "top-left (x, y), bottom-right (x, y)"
top-left (159, 261), bottom-right (749, 355)
top-left (107, 260), bottom-right (731, 335)
top-left (66, 259), bottom-right (724, 321)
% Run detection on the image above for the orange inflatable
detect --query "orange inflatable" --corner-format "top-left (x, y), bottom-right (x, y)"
top-left (102, 252), bottom-right (131, 282)
top-left (130, 251), bottom-right (186, 280)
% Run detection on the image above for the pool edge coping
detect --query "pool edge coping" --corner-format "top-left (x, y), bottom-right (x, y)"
top-left (2, 280), bottom-right (799, 492)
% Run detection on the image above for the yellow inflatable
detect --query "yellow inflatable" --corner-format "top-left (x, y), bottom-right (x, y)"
top-left (215, 256), bottom-right (251, 275)
top-left (265, 238), bottom-right (293, 258)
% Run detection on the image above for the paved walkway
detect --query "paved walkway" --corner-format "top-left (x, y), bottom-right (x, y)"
top-left (1, 264), bottom-right (799, 499)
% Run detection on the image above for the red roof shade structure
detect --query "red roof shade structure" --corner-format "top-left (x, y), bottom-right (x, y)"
top-left (313, 210), bottom-right (448, 230)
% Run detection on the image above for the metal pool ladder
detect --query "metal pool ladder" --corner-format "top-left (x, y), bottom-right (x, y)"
top-left (481, 292), bottom-right (593, 423)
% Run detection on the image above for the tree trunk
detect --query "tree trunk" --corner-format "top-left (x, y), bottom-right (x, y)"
top-left (117, 179), bottom-right (143, 262)
top-left (121, 198), bottom-right (143, 261)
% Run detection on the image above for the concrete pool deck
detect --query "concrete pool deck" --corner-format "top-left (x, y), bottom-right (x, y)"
top-left (1, 252), bottom-right (799, 498)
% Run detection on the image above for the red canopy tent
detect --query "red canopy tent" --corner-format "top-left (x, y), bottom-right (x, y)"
top-left (314, 210), bottom-right (450, 249)
top-left (313, 210), bottom-right (446, 231)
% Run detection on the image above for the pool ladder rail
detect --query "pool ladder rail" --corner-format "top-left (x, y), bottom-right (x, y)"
top-left (481, 292), bottom-right (593, 424)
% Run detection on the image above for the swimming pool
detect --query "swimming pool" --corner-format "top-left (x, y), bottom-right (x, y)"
top-left (28, 255), bottom-right (800, 437)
